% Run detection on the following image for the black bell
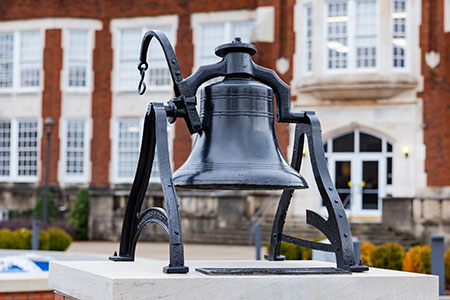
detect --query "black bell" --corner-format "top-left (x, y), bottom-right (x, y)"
top-left (112, 31), bottom-right (366, 274)
top-left (172, 52), bottom-right (307, 190)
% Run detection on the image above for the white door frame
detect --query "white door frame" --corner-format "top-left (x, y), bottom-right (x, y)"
top-left (325, 153), bottom-right (385, 221)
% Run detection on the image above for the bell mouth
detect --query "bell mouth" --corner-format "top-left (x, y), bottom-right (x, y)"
top-left (173, 165), bottom-right (308, 190)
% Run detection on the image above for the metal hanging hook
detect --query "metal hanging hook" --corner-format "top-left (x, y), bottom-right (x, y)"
top-left (138, 62), bottom-right (148, 95)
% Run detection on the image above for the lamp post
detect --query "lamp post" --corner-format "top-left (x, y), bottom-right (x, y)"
top-left (43, 117), bottom-right (54, 226)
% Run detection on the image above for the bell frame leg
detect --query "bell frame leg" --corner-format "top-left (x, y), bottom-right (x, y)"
top-left (153, 104), bottom-right (188, 273)
top-left (265, 129), bottom-right (305, 261)
top-left (266, 111), bottom-right (368, 272)
top-left (110, 103), bottom-right (188, 274)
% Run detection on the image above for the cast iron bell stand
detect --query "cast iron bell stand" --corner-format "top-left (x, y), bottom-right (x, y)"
top-left (110, 30), bottom-right (367, 273)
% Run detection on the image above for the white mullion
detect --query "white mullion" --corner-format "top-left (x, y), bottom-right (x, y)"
top-left (354, 128), bottom-right (360, 153)
top-left (13, 32), bottom-right (20, 90)
top-left (10, 119), bottom-right (18, 180)
top-left (348, 0), bottom-right (355, 71)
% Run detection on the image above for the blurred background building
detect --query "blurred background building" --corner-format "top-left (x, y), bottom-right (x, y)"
top-left (0, 0), bottom-right (448, 246)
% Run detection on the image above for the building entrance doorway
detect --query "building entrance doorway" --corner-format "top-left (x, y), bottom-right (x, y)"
top-left (324, 130), bottom-right (393, 221)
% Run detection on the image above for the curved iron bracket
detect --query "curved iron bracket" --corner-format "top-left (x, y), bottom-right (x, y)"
top-left (266, 111), bottom-right (368, 272)
top-left (110, 103), bottom-right (188, 274)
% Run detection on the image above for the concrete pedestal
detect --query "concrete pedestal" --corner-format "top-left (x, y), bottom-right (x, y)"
top-left (49, 260), bottom-right (438, 300)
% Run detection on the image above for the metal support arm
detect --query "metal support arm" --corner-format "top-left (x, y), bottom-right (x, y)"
top-left (109, 103), bottom-right (188, 274)
top-left (265, 111), bottom-right (368, 272)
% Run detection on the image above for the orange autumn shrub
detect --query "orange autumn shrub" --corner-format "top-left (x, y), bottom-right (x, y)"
top-left (445, 250), bottom-right (450, 288)
top-left (402, 245), bottom-right (431, 274)
top-left (361, 242), bottom-right (376, 267)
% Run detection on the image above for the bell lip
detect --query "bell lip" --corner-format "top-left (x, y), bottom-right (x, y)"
top-left (174, 183), bottom-right (309, 190)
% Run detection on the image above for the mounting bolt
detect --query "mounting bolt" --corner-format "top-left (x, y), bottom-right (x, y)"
top-left (328, 187), bottom-right (333, 191)
top-left (334, 199), bottom-right (339, 203)
top-left (344, 233), bottom-right (348, 238)
top-left (338, 214), bottom-right (343, 218)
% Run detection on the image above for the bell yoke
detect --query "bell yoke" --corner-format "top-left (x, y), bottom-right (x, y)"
top-left (110, 30), bottom-right (368, 274)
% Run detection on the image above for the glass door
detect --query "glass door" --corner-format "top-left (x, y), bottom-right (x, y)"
top-left (361, 160), bottom-right (379, 210)
top-left (333, 160), bottom-right (352, 210)
top-left (351, 158), bottom-right (383, 218)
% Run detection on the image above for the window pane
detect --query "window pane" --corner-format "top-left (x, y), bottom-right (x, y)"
top-left (387, 142), bottom-right (393, 152)
top-left (231, 21), bottom-right (254, 42)
top-left (118, 28), bottom-right (141, 90)
top-left (305, 4), bottom-right (313, 72)
top-left (387, 157), bottom-right (392, 185)
top-left (117, 119), bottom-right (141, 178)
top-left (327, 1), bottom-right (348, 69)
top-left (18, 120), bottom-right (38, 176)
top-left (68, 30), bottom-right (88, 87)
top-left (20, 31), bottom-right (41, 87)
top-left (359, 132), bottom-right (382, 152)
top-left (198, 23), bottom-right (225, 65)
top-left (0, 33), bottom-right (13, 88)
top-left (392, 0), bottom-right (406, 68)
top-left (0, 121), bottom-right (11, 176)
top-left (66, 120), bottom-right (85, 175)
top-left (332, 132), bottom-right (354, 152)
top-left (147, 26), bottom-right (173, 87)
top-left (356, 0), bottom-right (377, 68)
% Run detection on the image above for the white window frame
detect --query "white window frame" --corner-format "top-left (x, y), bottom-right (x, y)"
top-left (0, 118), bottom-right (39, 183)
top-left (0, 30), bottom-right (44, 93)
top-left (111, 117), bottom-right (174, 184)
top-left (62, 29), bottom-right (94, 92)
top-left (303, 3), bottom-right (313, 76)
top-left (59, 118), bottom-right (91, 184)
top-left (110, 16), bottom-right (178, 93)
top-left (323, 0), bottom-right (380, 74)
top-left (390, 0), bottom-right (410, 72)
top-left (192, 10), bottom-right (257, 70)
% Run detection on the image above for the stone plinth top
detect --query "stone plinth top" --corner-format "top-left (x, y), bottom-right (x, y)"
top-left (49, 260), bottom-right (438, 300)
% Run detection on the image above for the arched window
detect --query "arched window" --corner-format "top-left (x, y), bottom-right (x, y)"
top-left (323, 130), bottom-right (393, 216)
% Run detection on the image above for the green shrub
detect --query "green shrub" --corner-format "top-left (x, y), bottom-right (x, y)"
top-left (266, 239), bottom-right (318, 260)
top-left (48, 228), bottom-right (72, 251)
top-left (68, 188), bottom-right (89, 240)
top-left (0, 229), bottom-right (15, 249)
top-left (371, 243), bottom-right (405, 270)
top-left (12, 228), bottom-right (32, 249)
top-left (39, 230), bottom-right (50, 250)
top-left (33, 191), bottom-right (60, 220)
top-left (402, 245), bottom-right (431, 274)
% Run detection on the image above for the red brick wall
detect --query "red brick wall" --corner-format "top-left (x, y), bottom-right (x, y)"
top-left (0, 291), bottom-right (53, 300)
top-left (1, 0), bottom-right (297, 181)
top-left (90, 23), bottom-right (113, 186)
top-left (173, 11), bottom-right (195, 169)
top-left (41, 29), bottom-right (62, 185)
top-left (420, 0), bottom-right (450, 186)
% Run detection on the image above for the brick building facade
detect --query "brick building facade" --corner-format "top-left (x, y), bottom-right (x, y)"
top-left (0, 0), bottom-right (448, 244)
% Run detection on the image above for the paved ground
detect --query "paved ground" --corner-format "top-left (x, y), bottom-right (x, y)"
top-left (67, 241), bottom-right (265, 260)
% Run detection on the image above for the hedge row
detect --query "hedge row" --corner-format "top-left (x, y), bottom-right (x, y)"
top-left (361, 242), bottom-right (450, 287)
top-left (0, 228), bottom-right (72, 251)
